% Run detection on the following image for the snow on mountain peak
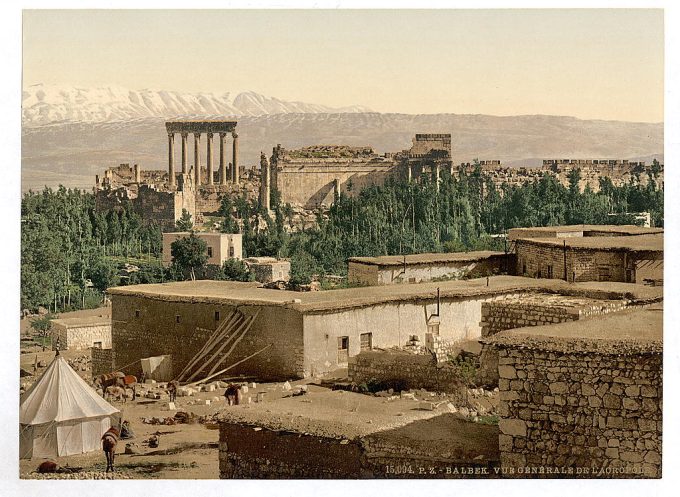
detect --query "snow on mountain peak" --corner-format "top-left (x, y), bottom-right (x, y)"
top-left (22, 84), bottom-right (372, 126)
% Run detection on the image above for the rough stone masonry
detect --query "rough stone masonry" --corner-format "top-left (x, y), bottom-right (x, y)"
top-left (490, 308), bottom-right (662, 478)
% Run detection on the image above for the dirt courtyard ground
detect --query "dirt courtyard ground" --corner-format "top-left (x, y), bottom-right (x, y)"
top-left (19, 307), bottom-right (500, 480)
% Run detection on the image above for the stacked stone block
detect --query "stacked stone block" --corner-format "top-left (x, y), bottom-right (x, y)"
top-left (481, 296), bottom-right (627, 338)
top-left (496, 345), bottom-right (662, 478)
top-left (91, 347), bottom-right (114, 377)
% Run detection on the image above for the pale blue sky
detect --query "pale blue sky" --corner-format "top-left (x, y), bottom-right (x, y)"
top-left (23, 9), bottom-right (664, 122)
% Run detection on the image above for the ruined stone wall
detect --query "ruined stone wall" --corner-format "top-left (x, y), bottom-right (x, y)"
top-left (516, 241), bottom-right (625, 282)
top-left (348, 351), bottom-right (465, 395)
top-left (274, 160), bottom-right (400, 208)
top-left (111, 294), bottom-right (304, 380)
top-left (91, 346), bottom-right (114, 377)
top-left (219, 423), bottom-right (363, 478)
top-left (496, 345), bottom-right (662, 478)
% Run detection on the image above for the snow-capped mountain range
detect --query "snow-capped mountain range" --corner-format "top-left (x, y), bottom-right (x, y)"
top-left (22, 84), bottom-right (372, 126)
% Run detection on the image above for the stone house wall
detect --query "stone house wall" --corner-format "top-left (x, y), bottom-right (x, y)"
top-left (496, 345), bottom-right (662, 478)
top-left (219, 416), bottom-right (498, 479)
top-left (302, 293), bottom-right (521, 377)
top-left (52, 322), bottom-right (112, 351)
top-left (91, 347), bottom-right (114, 377)
top-left (515, 241), bottom-right (625, 282)
top-left (480, 299), bottom-right (627, 338)
top-left (110, 294), bottom-right (304, 380)
top-left (477, 297), bottom-right (629, 387)
top-left (219, 423), bottom-right (363, 478)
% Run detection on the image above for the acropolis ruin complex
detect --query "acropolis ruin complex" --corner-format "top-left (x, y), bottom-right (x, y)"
top-left (94, 120), bottom-right (663, 228)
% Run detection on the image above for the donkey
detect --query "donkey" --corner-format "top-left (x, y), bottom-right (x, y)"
top-left (95, 372), bottom-right (138, 400)
top-left (101, 427), bottom-right (120, 473)
top-left (104, 385), bottom-right (128, 403)
top-left (224, 384), bottom-right (243, 406)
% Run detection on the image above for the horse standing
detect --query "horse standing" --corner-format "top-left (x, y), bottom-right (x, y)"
top-left (95, 372), bottom-right (138, 401)
top-left (101, 427), bottom-right (120, 473)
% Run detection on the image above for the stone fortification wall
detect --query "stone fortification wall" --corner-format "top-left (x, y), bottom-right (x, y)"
top-left (91, 346), bottom-right (114, 377)
top-left (495, 340), bottom-right (662, 478)
top-left (110, 294), bottom-right (304, 380)
top-left (348, 351), bottom-right (465, 396)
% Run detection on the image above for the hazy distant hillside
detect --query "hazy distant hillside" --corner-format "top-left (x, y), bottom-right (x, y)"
top-left (21, 113), bottom-right (663, 192)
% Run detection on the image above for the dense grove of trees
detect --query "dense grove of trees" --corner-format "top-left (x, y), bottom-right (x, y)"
top-left (224, 164), bottom-right (663, 283)
top-left (21, 187), bottom-right (163, 312)
top-left (21, 164), bottom-right (664, 311)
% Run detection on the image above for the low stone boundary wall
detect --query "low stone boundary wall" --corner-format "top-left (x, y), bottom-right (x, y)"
top-left (477, 296), bottom-right (629, 388)
top-left (348, 350), bottom-right (464, 394)
top-left (481, 296), bottom-right (627, 338)
top-left (91, 347), bottom-right (114, 377)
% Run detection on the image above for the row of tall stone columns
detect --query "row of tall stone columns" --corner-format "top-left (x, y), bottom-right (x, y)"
top-left (168, 131), bottom-right (239, 188)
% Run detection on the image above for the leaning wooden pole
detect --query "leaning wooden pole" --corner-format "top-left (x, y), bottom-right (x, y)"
top-left (186, 343), bottom-right (273, 388)
top-left (184, 311), bottom-right (257, 383)
top-left (175, 310), bottom-right (241, 381)
top-left (206, 310), bottom-right (260, 377)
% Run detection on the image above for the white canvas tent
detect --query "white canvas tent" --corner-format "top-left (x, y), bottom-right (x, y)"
top-left (20, 354), bottom-right (120, 459)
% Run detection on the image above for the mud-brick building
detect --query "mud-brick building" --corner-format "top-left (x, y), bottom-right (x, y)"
top-left (107, 277), bottom-right (658, 381)
top-left (51, 316), bottom-right (112, 351)
top-left (348, 251), bottom-right (508, 286)
top-left (490, 307), bottom-right (662, 478)
top-left (108, 278), bottom-right (522, 380)
top-left (511, 225), bottom-right (663, 283)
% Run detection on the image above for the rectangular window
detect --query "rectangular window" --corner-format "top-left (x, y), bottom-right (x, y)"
top-left (135, 309), bottom-right (140, 318)
top-left (229, 247), bottom-right (235, 257)
top-left (175, 315), bottom-right (181, 324)
top-left (360, 333), bottom-right (373, 351)
top-left (207, 247), bottom-right (213, 257)
top-left (337, 336), bottom-right (349, 364)
top-left (598, 266), bottom-right (611, 282)
top-left (93, 341), bottom-right (102, 349)
top-left (215, 311), bottom-right (220, 321)
top-left (547, 265), bottom-right (553, 279)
